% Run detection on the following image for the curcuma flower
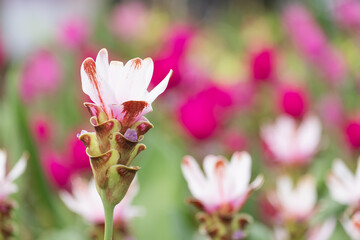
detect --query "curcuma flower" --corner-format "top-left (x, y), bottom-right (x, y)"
top-left (0, 150), bottom-right (27, 200)
top-left (327, 158), bottom-right (360, 207)
top-left (78, 48), bottom-right (171, 239)
top-left (181, 151), bottom-right (263, 215)
top-left (60, 176), bottom-right (143, 225)
top-left (261, 115), bottom-right (321, 166)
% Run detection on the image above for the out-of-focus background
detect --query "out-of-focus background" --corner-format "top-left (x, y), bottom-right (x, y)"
top-left (0, 0), bottom-right (360, 239)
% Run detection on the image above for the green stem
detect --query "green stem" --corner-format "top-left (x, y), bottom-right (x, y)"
top-left (103, 200), bottom-right (115, 240)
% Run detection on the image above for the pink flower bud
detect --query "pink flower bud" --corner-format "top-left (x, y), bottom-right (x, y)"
top-left (278, 85), bottom-right (308, 119)
top-left (333, 0), bottom-right (360, 29)
top-left (20, 50), bottom-right (62, 101)
top-left (58, 17), bottom-right (89, 49)
top-left (250, 48), bottom-right (275, 82)
top-left (345, 120), bottom-right (360, 150)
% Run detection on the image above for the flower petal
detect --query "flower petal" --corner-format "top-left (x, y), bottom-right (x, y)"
top-left (7, 153), bottom-right (27, 182)
top-left (0, 150), bottom-right (7, 181)
top-left (147, 69), bottom-right (172, 103)
top-left (181, 156), bottom-right (208, 201)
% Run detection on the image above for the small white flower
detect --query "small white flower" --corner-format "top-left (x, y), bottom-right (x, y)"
top-left (80, 48), bottom-right (172, 126)
top-left (261, 115), bottom-right (321, 165)
top-left (273, 175), bottom-right (317, 221)
top-left (343, 211), bottom-right (360, 240)
top-left (307, 218), bottom-right (336, 240)
top-left (0, 150), bottom-right (27, 200)
top-left (181, 151), bottom-right (263, 214)
top-left (327, 158), bottom-right (360, 207)
top-left (60, 176), bottom-right (143, 224)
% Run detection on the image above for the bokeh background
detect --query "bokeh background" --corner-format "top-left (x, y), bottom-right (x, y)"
top-left (0, 0), bottom-right (360, 239)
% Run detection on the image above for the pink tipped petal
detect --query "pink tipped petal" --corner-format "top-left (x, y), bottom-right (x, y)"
top-left (181, 156), bottom-right (209, 201)
top-left (147, 69), bottom-right (172, 103)
top-left (95, 48), bottom-right (110, 83)
top-left (7, 154), bottom-right (27, 182)
top-left (81, 58), bottom-right (104, 106)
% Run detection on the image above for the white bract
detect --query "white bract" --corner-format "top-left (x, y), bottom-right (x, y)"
top-left (181, 151), bottom-right (263, 213)
top-left (274, 175), bottom-right (317, 220)
top-left (261, 115), bottom-right (321, 165)
top-left (327, 158), bottom-right (360, 207)
top-left (60, 177), bottom-right (143, 224)
top-left (80, 48), bottom-right (172, 124)
top-left (0, 150), bottom-right (27, 200)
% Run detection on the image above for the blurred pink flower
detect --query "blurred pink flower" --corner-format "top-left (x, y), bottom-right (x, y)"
top-left (109, 1), bottom-right (148, 41)
top-left (42, 135), bottom-right (90, 189)
top-left (343, 211), bottom-right (360, 239)
top-left (327, 158), bottom-right (360, 207)
top-left (0, 150), bottom-right (27, 200)
top-left (181, 152), bottom-right (263, 214)
top-left (177, 85), bottom-right (233, 140)
top-left (31, 117), bottom-right (52, 144)
top-left (271, 175), bottom-right (317, 221)
top-left (278, 85), bottom-right (308, 119)
top-left (250, 48), bottom-right (275, 83)
top-left (60, 177), bottom-right (143, 224)
top-left (333, 0), bottom-right (360, 29)
top-left (345, 120), bottom-right (360, 150)
top-left (43, 152), bottom-right (72, 189)
top-left (81, 48), bottom-right (172, 127)
top-left (319, 95), bottom-right (344, 127)
top-left (152, 26), bottom-right (195, 90)
top-left (20, 49), bottom-right (62, 101)
top-left (58, 17), bottom-right (89, 49)
top-left (283, 3), bottom-right (346, 83)
top-left (307, 218), bottom-right (336, 240)
top-left (261, 115), bottom-right (322, 166)
top-left (222, 131), bottom-right (247, 153)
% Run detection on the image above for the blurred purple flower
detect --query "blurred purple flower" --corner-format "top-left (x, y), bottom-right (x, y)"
top-left (278, 85), bottom-right (308, 119)
top-left (152, 25), bottom-right (195, 90)
top-left (283, 3), bottom-right (346, 84)
top-left (177, 85), bottom-right (232, 140)
top-left (250, 48), bottom-right (276, 83)
top-left (31, 117), bottom-right (52, 144)
top-left (20, 50), bottom-right (62, 101)
top-left (109, 1), bottom-right (148, 41)
top-left (333, 0), bottom-right (360, 30)
top-left (43, 152), bottom-right (72, 189)
top-left (58, 17), bottom-right (89, 49)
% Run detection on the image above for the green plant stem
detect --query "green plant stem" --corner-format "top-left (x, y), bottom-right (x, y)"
top-left (103, 200), bottom-right (115, 240)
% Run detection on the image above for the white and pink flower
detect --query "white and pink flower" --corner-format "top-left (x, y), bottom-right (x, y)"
top-left (327, 158), bottom-right (360, 207)
top-left (261, 115), bottom-right (322, 166)
top-left (0, 150), bottom-right (27, 200)
top-left (271, 175), bottom-right (317, 221)
top-left (80, 48), bottom-right (172, 127)
top-left (60, 176), bottom-right (143, 224)
top-left (181, 151), bottom-right (263, 214)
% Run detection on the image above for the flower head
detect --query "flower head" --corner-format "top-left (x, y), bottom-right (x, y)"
top-left (181, 151), bottom-right (263, 214)
top-left (261, 115), bottom-right (321, 166)
top-left (0, 150), bottom-right (27, 200)
top-left (327, 158), bottom-right (360, 207)
top-left (60, 176), bottom-right (143, 224)
top-left (80, 48), bottom-right (172, 128)
top-left (343, 211), bottom-right (360, 240)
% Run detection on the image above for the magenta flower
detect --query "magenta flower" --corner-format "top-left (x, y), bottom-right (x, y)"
top-left (181, 152), bottom-right (263, 214)
top-left (261, 115), bottom-right (322, 166)
top-left (152, 25), bottom-right (194, 90)
top-left (58, 17), bottom-right (89, 49)
top-left (178, 85), bottom-right (232, 140)
top-left (80, 48), bottom-right (172, 128)
top-left (345, 120), bottom-right (360, 150)
top-left (250, 48), bottom-right (276, 82)
top-left (20, 49), bottom-right (62, 101)
top-left (283, 3), bottom-right (346, 83)
top-left (333, 0), bottom-right (360, 30)
top-left (278, 85), bottom-right (308, 119)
